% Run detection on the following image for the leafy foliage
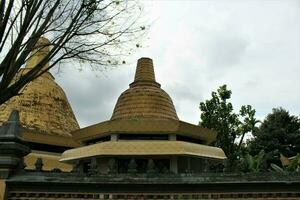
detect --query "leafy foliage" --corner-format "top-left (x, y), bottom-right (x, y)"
top-left (199, 85), bottom-right (258, 169)
top-left (270, 163), bottom-right (285, 173)
top-left (199, 86), bottom-right (300, 173)
top-left (286, 154), bottom-right (300, 172)
top-left (249, 108), bottom-right (300, 168)
top-left (241, 150), bottom-right (266, 172)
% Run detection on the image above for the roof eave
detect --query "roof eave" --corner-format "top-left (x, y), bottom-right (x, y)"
top-left (71, 119), bottom-right (216, 144)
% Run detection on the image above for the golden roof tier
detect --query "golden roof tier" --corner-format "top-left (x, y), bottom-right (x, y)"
top-left (111, 58), bottom-right (178, 121)
top-left (60, 141), bottom-right (226, 163)
top-left (0, 37), bottom-right (80, 147)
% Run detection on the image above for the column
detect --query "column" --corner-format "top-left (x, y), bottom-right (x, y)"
top-left (170, 157), bottom-right (178, 174)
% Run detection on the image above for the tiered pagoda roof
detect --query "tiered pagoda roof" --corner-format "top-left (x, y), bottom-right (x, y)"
top-left (63, 58), bottom-right (225, 163)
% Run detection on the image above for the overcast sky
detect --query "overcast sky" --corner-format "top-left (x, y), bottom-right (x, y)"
top-left (53, 0), bottom-right (300, 128)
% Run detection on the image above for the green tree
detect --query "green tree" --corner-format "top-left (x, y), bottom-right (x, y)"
top-left (237, 150), bottom-right (267, 172)
top-left (0, 0), bottom-right (146, 105)
top-left (249, 108), bottom-right (300, 168)
top-left (199, 85), bottom-right (258, 169)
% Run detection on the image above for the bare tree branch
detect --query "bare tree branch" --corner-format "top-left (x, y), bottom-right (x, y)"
top-left (0, 0), bottom-right (147, 105)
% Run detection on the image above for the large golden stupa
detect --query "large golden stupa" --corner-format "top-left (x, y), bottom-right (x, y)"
top-left (0, 38), bottom-right (79, 144)
top-left (0, 37), bottom-right (80, 171)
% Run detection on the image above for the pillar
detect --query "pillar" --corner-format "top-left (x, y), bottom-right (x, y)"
top-left (169, 134), bottom-right (176, 141)
top-left (111, 134), bottom-right (118, 141)
top-left (170, 157), bottom-right (178, 174)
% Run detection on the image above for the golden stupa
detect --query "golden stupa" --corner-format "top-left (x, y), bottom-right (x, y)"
top-left (111, 58), bottom-right (178, 121)
top-left (0, 37), bottom-right (80, 171)
top-left (61, 58), bottom-right (226, 174)
top-left (71, 58), bottom-right (217, 145)
top-left (0, 38), bottom-right (79, 144)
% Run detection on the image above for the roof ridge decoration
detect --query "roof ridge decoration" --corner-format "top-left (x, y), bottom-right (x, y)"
top-left (111, 58), bottom-right (179, 121)
top-left (0, 110), bottom-right (22, 141)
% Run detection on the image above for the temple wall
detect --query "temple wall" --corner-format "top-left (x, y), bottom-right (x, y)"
top-left (177, 157), bottom-right (224, 173)
top-left (177, 157), bottom-right (188, 172)
top-left (5, 191), bottom-right (300, 199)
top-left (24, 151), bottom-right (73, 172)
top-left (190, 157), bottom-right (204, 173)
top-left (178, 157), bottom-right (204, 173)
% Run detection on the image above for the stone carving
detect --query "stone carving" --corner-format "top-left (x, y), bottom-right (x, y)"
top-left (128, 159), bottom-right (137, 174)
top-left (89, 158), bottom-right (100, 176)
top-left (108, 158), bottom-right (117, 174)
top-left (35, 158), bottom-right (43, 172)
top-left (72, 161), bottom-right (84, 176)
top-left (51, 168), bottom-right (62, 173)
top-left (147, 159), bottom-right (156, 174)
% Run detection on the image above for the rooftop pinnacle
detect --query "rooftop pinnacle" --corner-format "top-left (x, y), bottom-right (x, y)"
top-left (130, 58), bottom-right (160, 88)
top-left (134, 57), bottom-right (156, 82)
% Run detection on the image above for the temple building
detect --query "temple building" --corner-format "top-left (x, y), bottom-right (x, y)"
top-left (0, 37), bottom-right (226, 174)
top-left (0, 38), bottom-right (299, 200)
top-left (60, 57), bottom-right (226, 174)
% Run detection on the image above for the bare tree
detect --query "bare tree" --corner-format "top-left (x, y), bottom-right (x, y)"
top-left (0, 0), bottom-right (146, 105)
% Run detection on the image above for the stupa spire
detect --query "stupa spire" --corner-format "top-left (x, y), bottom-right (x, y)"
top-left (130, 57), bottom-right (160, 88)
top-left (25, 37), bottom-right (50, 71)
top-left (134, 57), bottom-right (156, 82)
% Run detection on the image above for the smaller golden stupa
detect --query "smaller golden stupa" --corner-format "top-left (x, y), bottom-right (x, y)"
top-left (60, 58), bottom-right (226, 174)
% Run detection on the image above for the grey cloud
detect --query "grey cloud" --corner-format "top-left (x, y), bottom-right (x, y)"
top-left (53, 65), bottom-right (133, 127)
top-left (205, 35), bottom-right (248, 68)
top-left (169, 84), bottom-right (202, 103)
